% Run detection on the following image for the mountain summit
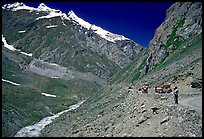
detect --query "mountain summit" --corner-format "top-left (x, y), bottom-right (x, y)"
top-left (2, 2), bottom-right (60, 12)
top-left (2, 2), bottom-right (144, 69)
top-left (3, 2), bottom-right (131, 43)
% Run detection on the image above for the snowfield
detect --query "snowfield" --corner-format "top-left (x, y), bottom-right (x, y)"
top-left (20, 51), bottom-right (33, 57)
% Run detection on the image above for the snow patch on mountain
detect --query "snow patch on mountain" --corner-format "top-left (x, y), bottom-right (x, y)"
top-left (2, 2), bottom-right (36, 11)
top-left (2, 35), bottom-right (17, 51)
top-left (37, 3), bottom-right (60, 12)
top-left (51, 76), bottom-right (59, 79)
top-left (36, 12), bottom-right (64, 20)
top-left (46, 25), bottom-right (58, 28)
top-left (41, 93), bottom-right (56, 97)
top-left (18, 30), bottom-right (26, 33)
top-left (67, 10), bottom-right (91, 29)
top-left (2, 79), bottom-right (20, 86)
top-left (61, 21), bottom-right (66, 26)
top-left (20, 51), bottom-right (33, 57)
top-left (50, 63), bottom-right (59, 66)
top-left (2, 35), bottom-right (32, 57)
top-left (2, 2), bottom-right (60, 13)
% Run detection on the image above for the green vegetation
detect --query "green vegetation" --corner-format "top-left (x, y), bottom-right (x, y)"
top-left (151, 53), bottom-right (168, 72)
top-left (161, 14), bottom-right (186, 50)
top-left (150, 14), bottom-right (197, 72)
top-left (147, 34), bottom-right (202, 87)
top-left (152, 34), bottom-right (201, 73)
top-left (109, 64), bottom-right (132, 84)
top-left (109, 50), bottom-right (147, 84)
top-left (131, 57), bottom-right (147, 81)
top-left (2, 55), bottom-right (101, 137)
top-left (148, 57), bottom-right (201, 88)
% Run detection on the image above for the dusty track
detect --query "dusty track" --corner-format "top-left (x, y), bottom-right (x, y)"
top-left (179, 96), bottom-right (202, 115)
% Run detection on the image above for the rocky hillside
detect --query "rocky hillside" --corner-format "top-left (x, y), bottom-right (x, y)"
top-left (2, 2), bottom-right (145, 137)
top-left (2, 2), bottom-right (202, 137)
top-left (2, 2), bottom-right (144, 81)
top-left (41, 32), bottom-right (202, 137)
top-left (143, 2), bottom-right (202, 75)
top-left (40, 2), bottom-right (202, 137)
top-left (110, 2), bottom-right (202, 84)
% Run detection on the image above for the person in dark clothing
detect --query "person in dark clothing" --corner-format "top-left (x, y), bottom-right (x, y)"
top-left (173, 87), bottom-right (179, 104)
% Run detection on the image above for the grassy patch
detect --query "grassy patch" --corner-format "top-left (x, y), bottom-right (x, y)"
top-left (109, 64), bottom-right (132, 84)
top-left (2, 56), bottom-right (101, 137)
top-left (161, 15), bottom-right (186, 50)
top-left (131, 57), bottom-right (147, 81)
top-left (109, 51), bottom-right (147, 84)
top-left (147, 34), bottom-right (202, 87)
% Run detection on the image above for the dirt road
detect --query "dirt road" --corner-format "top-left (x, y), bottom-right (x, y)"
top-left (179, 96), bottom-right (202, 115)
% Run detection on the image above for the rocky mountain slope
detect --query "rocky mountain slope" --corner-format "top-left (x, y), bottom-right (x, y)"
top-left (2, 2), bottom-right (144, 137)
top-left (110, 2), bottom-right (202, 84)
top-left (2, 2), bottom-right (202, 137)
top-left (2, 2), bottom-right (144, 81)
top-left (40, 2), bottom-right (202, 137)
top-left (41, 34), bottom-right (202, 137)
top-left (143, 2), bottom-right (202, 75)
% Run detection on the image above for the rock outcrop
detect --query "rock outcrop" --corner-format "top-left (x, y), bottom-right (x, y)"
top-left (143, 2), bottom-right (202, 75)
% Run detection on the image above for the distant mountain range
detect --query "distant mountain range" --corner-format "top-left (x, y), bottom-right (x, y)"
top-left (2, 2), bottom-right (144, 67)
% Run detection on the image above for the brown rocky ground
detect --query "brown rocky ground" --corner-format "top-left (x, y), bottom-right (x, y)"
top-left (41, 59), bottom-right (202, 137)
top-left (41, 43), bottom-right (202, 137)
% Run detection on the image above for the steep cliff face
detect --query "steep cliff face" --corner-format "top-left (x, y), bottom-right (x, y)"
top-left (107, 2), bottom-right (202, 84)
top-left (143, 2), bottom-right (202, 75)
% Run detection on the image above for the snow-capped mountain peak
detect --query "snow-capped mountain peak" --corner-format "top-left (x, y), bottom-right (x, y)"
top-left (2, 2), bottom-right (130, 43)
top-left (67, 10), bottom-right (130, 42)
top-left (2, 2), bottom-right (36, 11)
top-left (67, 10), bottom-right (75, 16)
top-left (2, 2), bottom-right (23, 9)
top-left (37, 3), bottom-right (60, 12)
top-left (2, 2), bottom-right (60, 13)
top-left (67, 10), bottom-right (92, 29)
top-left (38, 3), bottom-right (51, 11)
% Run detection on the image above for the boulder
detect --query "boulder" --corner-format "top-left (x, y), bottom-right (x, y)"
top-left (160, 116), bottom-right (170, 124)
top-left (191, 81), bottom-right (202, 88)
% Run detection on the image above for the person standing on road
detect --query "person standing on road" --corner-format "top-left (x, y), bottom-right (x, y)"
top-left (173, 87), bottom-right (179, 104)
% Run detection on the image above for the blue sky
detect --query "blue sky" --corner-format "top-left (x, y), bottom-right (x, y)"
top-left (3, 2), bottom-right (174, 47)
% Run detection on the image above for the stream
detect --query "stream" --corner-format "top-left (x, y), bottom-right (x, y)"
top-left (14, 100), bottom-right (86, 137)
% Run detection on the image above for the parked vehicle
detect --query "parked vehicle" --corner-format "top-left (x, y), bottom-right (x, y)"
top-left (142, 86), bottom-right (148, 93)
top-left (142, 82), bottom-right (149, 93)
top-left (155, 84), bottom-right (172, 93)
